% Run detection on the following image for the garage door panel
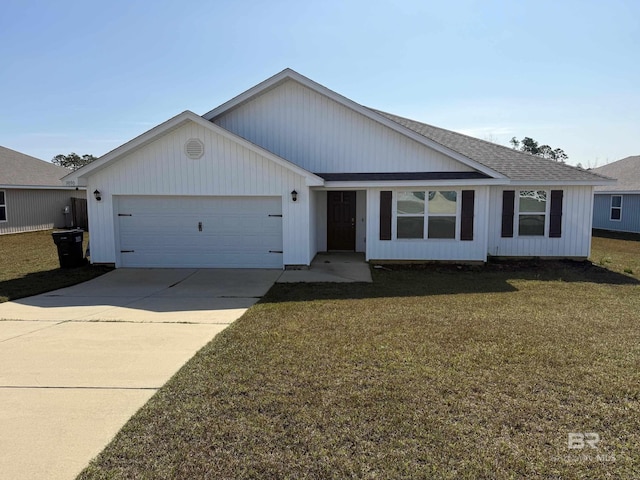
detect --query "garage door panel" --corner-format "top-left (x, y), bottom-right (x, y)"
top-left (117, 196), bottom-right (283, 268)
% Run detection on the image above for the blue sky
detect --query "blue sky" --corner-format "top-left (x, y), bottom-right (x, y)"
top-left (1, 0), bottom-right (638, 167)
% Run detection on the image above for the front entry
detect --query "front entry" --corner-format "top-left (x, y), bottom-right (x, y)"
top-left (327, 191), bottom-right (356, 250)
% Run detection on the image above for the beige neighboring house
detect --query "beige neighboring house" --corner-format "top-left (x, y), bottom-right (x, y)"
top-left (0, 145), bottom-right (86, 235)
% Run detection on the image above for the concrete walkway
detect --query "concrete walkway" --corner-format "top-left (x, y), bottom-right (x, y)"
top-left (277, 252), bottom-right (373, 283)
top-left (0, 269), bottom-right (280, 480)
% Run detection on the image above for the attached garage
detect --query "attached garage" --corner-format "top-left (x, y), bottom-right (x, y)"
top-left (116, 196), bottom-right (283, 268)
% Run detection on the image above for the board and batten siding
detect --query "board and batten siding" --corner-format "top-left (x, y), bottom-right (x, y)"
top-left (214, 80), bottom-right (473, 174)
top-left (365, 186), bottom-right (489, 262)
top-left (0, 188), bottom-right (85, 235)
top-left (487, 186), bottom-right (594, 258)
top-left (593, 193), bottom-right (640, 233)
top-left (86, 121), bottom-right (311, 266)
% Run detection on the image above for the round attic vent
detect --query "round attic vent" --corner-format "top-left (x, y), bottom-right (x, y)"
top-left (185, 138), bottom-right (204, 159)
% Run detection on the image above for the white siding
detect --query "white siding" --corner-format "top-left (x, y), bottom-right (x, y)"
top-left (87, 121), bottom-right (311, 266)
top-left (314, 190), bottom-right (327, 253)
top-left (366, 186), bottom-right (489, 262)
top-left (214, 80), bottom-right (473, 174)
top-left (487, 186), bottom-right (593, 258)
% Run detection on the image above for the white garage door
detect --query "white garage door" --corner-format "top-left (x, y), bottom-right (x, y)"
top-left (117, 196), bottom-right (283, 268)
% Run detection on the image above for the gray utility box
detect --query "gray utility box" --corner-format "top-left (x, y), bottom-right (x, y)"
top-left (52, 229), bottom-right (85, 268)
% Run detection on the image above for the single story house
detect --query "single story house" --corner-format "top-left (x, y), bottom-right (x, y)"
top-left (591, 156), bottom-right (639, 234)
top-left (64, 69), bottom-right (613, 268)
top-left (0, 146), bottom-right (86, 235)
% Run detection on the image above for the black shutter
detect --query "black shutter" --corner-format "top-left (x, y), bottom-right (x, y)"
top-left (549, 190), bottom-right (563, 238)
top-left (460, 190), bottom-right (475, 241)
top-left (501, 190), bottom-right (515, 238)
top-left (380, 191), bottom-right (392, 240)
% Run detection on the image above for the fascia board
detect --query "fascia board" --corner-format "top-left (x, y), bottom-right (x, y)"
top-left (318, 179), bottom-right (508, 189)
top-left (508, 179), bottom-right (617, 186)
top-left (0, 185), bottom-right (86, 191)
top-left (595, 190), bottom-right (639, 195)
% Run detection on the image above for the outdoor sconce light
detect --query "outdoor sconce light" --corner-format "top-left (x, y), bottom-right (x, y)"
top-left (291, 190), bottom-right (298, 202)
top-left (94, 189), bottom-right (102, 202)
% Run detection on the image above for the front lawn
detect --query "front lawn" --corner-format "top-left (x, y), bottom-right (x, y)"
top-left (591, 229), bottom-right (640, 277)
top-left (0, 230), bottom-right (112, 303)
top-left (79, 254), bottom-right (640, 477)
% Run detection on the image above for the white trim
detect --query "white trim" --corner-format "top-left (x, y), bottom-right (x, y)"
top-left (320, 178), bottom-right (508, 189)
top-left (203, 69), bottom-right (507, 180)
top-left (595, 190), bottom-right (639, 195)
top-left (0, 189), bottom-right (7, 223)
top-left (64, 111), bottom-right (324, 187)
top-left (509, 179), bottom-right (615, 186)
top-left (394, 189), bottom-right (459, 240)
top-left (0, 185), bottom-right (85, 191)
top-left (516, 189), bottom-right (549, 237)
top-left (609, 194), bottom-right (623, 222)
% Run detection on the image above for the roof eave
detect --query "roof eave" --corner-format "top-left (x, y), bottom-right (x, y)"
top-left (508, 179), bottom-right (617, 186)
top-left (0, 184), bottom-right (86, 190)
top-left (318, 178), bottom-right (508, 188)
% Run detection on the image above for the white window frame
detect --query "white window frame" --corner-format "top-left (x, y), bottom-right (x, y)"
top-left (0, 190), bottom-right (6, 223)
top-left (610, 195), bottom-right (622, 222)
top-left (395, 190), bottom-right (460, 240)
top-left (517, 189), bottom-right (548, 237)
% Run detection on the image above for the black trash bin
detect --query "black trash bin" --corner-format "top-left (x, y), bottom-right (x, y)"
top-left (52, 229), bottom-right (85, 268)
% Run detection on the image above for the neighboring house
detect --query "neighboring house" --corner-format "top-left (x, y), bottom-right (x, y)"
top-left (591, 156), bottom-right (640, 233)
top-left (64, 69), bottom-right (613, 268)
top-left (0, 146), bottom-right (87, 235)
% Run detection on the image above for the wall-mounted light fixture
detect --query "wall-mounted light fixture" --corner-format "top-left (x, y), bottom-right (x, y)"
top-left (291, 190), bottom-right (298, 202)
top-left (94, 189), bottom-right (102, 202)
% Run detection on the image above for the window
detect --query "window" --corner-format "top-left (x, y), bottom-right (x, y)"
top-left (396, 190), bottom-right (457, 239)
top-left (610, 195), bottom-right (622, 221)
top-left (397, 191), bottom-right (424, 238)
top-left (0, 190), bottom-right (6, 222)
top-left (518, 190), bottom-right (546, 236)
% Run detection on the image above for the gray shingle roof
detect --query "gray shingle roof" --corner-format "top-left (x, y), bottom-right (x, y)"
top-left (372, 109), bottom-right (610, 183)
top-left (592, 156), bottom-right (639, 192)
top-left (0, 146), bottom-right (70, 186)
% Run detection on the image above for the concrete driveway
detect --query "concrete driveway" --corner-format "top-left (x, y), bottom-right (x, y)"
top-left (0, 268), bottom-right (280, 480)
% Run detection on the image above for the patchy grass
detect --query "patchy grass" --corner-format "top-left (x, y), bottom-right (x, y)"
top-left (591, 229), bottom-right (640, 277)
top-left (0, 230), bottom-right (112, 303)
top-left (79, 257), bottom-right (639, 478)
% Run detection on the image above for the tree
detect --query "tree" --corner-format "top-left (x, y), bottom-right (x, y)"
top-left (509, 137), bottom-right (568, 163)
top-left (52, 153), bottom-right (97, 170)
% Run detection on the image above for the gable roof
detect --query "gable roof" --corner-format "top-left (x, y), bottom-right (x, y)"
top-left (373, 110), bottom-right (612, 184)
top-left (64, 111), bottom-right (324, 187)
top-left (0, 145), bottom-right (70, 187)
top-left (592, 156), bottom-right (640, 192)
top-left (203, 69), bottom-right (506, 180)
top-left (204, 68), bottom-right (612, 185)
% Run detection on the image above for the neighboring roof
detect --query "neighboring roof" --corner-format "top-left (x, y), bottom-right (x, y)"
top-left (373, 110), bottom-right (612, 184)
top-left (0, 145), bottom-right (70, 186)
top-left (592, 156), bottom-right (640, 192)
top-left (64, 111), bottom-right (324, 187)
top-left (316, 172), bottom-right (490, 182)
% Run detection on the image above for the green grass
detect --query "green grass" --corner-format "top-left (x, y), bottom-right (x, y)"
top-left (591, 229), bottom-right (640, 277)
top-left (0, 230), bottom-right (112, 303)
top-left (78, 246), bottom-right (640, 478)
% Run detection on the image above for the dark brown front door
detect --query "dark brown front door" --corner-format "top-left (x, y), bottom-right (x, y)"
top-left (327, 191), bottom-right (356, 250)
